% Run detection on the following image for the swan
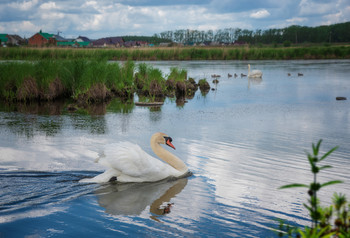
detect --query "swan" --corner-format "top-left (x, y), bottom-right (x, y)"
top-left (248, 64), bottom-right (263, 78)
top-left (80, 132), bottom-right (189, 183)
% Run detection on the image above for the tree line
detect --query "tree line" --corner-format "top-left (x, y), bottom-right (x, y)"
top-left (154, 21), bottom-right (350, 45)
top-left (121, 35), bottom-right (172, 44)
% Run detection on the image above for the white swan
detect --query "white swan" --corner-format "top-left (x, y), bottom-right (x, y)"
top-left (80, 132), bottom-right (189, 183)
top-left (248, 64), bottom-right (263, 78)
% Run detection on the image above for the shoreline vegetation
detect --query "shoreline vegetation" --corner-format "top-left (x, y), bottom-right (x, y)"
top-left (0, 59), bottom-right (207, 106)
top-left (1, 44), bottom-right (350, 61)
top-left (0, 44), bottom-right (349, 106)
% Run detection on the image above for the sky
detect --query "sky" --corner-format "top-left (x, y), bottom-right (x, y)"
top-left (0, 0), bottom-right (349, 39)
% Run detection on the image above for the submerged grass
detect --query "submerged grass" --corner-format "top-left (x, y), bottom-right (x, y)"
top-left (1, 45), bottom-right (350, 61)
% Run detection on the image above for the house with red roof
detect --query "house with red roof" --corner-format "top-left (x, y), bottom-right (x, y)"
top-left (28, 30), bottom-right (56, 46)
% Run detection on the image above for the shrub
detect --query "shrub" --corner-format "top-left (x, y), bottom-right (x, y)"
top-left (278, 140), bottom-right (349, 237)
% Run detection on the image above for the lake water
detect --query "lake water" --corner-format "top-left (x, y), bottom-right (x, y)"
top-left (0, 60), bottom-right (350, 237)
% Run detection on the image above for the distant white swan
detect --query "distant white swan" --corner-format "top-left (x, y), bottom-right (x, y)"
top-left (80, 132), bottom-right (189, 183)
top-left (248, 64), bottom-right (263, 78)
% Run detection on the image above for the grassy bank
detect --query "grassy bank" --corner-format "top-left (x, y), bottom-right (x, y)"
top-left (1, 45), bottom-right (350, 61)
top-left (0, 59), bottom-right (203, 103)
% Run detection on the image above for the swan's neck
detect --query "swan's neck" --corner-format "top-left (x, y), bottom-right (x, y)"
top-left (248, 65), bottom-right (251, 74)
top-left (151, 140), bottom-right (188, 173)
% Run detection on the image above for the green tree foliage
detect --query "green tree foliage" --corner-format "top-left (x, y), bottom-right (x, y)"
top-left (156, 21), bottom-right (350, 45)
top-left (122, 35), bottom-right (172, 45)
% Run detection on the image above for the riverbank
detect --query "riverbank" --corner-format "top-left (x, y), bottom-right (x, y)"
top-left (1, 45), bottom-right (350, 61)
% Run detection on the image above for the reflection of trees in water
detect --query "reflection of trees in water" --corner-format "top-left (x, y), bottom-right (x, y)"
top-left (70, 114), bottom-right (107, 135)
top-left (94, 178), bottom-right (188, 220)
top-left (0, 99), bottom-right (136, 137)
top-left (107, 98), bottom-right (135, 114)
top-left (4, 113), bottom-right (63, 138)
top-left (1, 101), bottom-right (66, 138)
top-left (149, 107), bottom-right (162, 122)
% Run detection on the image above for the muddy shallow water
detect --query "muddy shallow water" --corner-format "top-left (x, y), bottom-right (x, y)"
top-left (1, 60), bottom-right (350, 237)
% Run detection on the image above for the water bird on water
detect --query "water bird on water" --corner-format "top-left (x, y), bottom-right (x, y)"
top-left (248, 64), bottom-right (263, 78)
top-left (298, 73), bottom-right (303, 76)
top-left (80, 132), bottom-right (189, 183)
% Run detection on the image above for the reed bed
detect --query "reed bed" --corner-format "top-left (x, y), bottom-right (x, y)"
top-left (0, 59), bottom-right (136, 102)
top-left (0, 59), bottom-right (200, 103)
top-left (1, 45), bottom-right (349, 61)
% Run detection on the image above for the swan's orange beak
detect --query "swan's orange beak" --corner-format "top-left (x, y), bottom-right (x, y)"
top-left (165, 137), bottom-right (176, 150)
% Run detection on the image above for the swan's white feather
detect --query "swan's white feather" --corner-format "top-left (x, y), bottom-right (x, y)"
top-left (248, 64), bottom-right (263, 78)
top-left (81, 141), bottom-right (183, 183)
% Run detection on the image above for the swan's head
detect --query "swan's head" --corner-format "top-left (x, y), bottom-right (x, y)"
top-left (152, 132), bottom-right (176, 150)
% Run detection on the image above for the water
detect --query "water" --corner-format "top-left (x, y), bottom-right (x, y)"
top-left (1, 60), bottom-right (350, 237)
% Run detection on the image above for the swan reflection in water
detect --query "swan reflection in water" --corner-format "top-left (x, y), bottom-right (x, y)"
top-left (94, 178), bottom-right (188, 221)
top-left (248, 77), bottom-right (262, 89)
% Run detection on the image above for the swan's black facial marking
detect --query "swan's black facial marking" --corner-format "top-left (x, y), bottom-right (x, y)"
top-left (164, 136), bottom-right (172, 143)
top-left (109, 176), bottom-right (117, 182)
top-left (164, 136), bottom-right (175, 150)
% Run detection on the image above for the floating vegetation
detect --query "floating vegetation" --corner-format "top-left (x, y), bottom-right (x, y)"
top-left (198, 79), bottom-right (211, 94)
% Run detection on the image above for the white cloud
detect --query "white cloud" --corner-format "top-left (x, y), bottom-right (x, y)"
top-left (299, 0), bottom-right (334, 16)
top-left (40, 1), bottom-right (59, 10)
top-left (286, 17), bottom-right (307, 24)
top-left (41, 12), bottom-right (65, 20)
top-left (8, 0), bottom-right (38, 11)
top-left (0, 0), bottom-right (349, 38)
top-left (250, 9), bottom-right (271, 19)
top-left (0, 20), bottom-right (38, 35)
top-left (322, 5), bottom-right (350, 25)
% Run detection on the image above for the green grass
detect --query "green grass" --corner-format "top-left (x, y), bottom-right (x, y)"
top-left (1, 45), bottom-right (349, 61)
top-left (0, 59), bottom-right (138, 102)
top-left (0, 59), bottom-right (192, 102)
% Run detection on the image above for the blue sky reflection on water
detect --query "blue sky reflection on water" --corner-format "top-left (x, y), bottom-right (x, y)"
top-left (0, 60), bottom-right (350, 237)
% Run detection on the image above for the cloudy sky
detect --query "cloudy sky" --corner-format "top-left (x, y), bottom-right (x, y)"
top-left (0, 0), bottom-right (349, 39)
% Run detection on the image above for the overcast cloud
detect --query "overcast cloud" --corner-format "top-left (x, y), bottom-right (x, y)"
top-left (0, 0), bottom-right (349, 39)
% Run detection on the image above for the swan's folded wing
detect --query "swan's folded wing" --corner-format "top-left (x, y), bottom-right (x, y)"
top-left (98, 142), bottom-right (165, 178)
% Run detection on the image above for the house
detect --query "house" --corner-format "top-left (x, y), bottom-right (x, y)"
top-left (124, 40), bottom-right (148, 48)
top-left (7, 35), bottom-right (25, 45)
top-left (75, 36), bottom-right (91, 43)
top-left (233, 41), bottom-right (248, 46)
top-left (0, 34), bottom-right (8, 46)
top-left (28, 30), bottom-right (56, 46)
top-left (74, 36), bottom-right (91, 47)
top-left (92, 37), bottom-right (124, 47)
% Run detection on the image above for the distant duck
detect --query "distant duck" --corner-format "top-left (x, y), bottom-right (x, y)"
top-left (298, 73), bottom-right (303, 76)
top-left (234, 73), bottom-right (238, 78)
top-left (228, 73), bottom-right (232, 78)
top-left (241, 73), bottom-right (247, 77)
top-left (211, 74), bottom-right (221, 78)
top-left (288, 73), bottom-right (291, 76)
top-left (248, 64), bottom-right (263, 78)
